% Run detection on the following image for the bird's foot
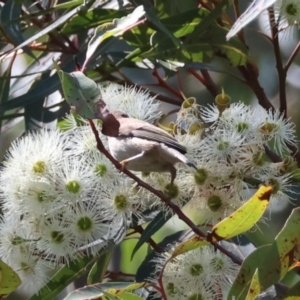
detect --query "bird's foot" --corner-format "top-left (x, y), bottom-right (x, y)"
top-left (119, 160), bottom-right (128, 171)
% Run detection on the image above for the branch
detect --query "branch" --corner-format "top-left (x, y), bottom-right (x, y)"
top-left (152, 69), bottom-right (183, 99)
top-left (268, 8), bottom-right (287, 117)
top-left (285, 41), bottom-right (300, 72)
top-left (188, 69), bottom-right (218, 97)
top-left (89, 119), bottom-right (243, 265)
top-left (238, 64), bottom-right (275, 112)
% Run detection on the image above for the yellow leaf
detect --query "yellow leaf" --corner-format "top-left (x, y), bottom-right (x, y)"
top-left (0, 259), bottom-right (21, 297)
top-left (245, 269), bottom-right (261, 300)
top-left (171, 236), bottom-right (209, 258)
top-left (209, 186), bottom-right (272, 241)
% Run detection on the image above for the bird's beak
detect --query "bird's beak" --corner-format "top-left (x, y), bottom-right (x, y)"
top-left (96, 100), bottom-right (120, 137)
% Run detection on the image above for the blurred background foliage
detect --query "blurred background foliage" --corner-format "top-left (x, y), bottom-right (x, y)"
top-left (1, 0), bottom-right (300, 299)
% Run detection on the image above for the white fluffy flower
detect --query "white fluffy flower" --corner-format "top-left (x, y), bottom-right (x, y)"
top-left (276, 0), bottom-right (300, 27)
top-left (190, 184), bottom-right (243, 224)
top-left (100, 177), bottom-right (142, 219)
top-left (100, 83), bottom-right (162, 123)
top-left (142, 172), bottom-right (194, 214)
top-left (49, 158), bottom-right (96, 204)
top-left (37, 216), bottom-right (77, 265)
top-left (11, 250), bottom-right (50, 297)
top-left (1, 129), bottom-right (66, 179)
top-left (195, 129), bottom-right (246, 163)
top-left (152, 246), bottom-right (239, 300)
top-left (65, 123), bottom-right (108, 157)
top-left (255, 108), bottom-right (297, 155)
top-left (84, 151), bottom-right (119, 186)
top-left (66, 201), bottom-right (112, 251)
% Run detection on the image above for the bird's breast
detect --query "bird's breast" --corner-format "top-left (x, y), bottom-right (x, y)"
top-left (108, 137), bottom-right (158, 161)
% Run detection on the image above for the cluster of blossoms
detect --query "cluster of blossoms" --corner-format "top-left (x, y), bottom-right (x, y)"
top-left (150, 245), bottom-right (240, 300)
top-left (0, 84), bottom-right (161, 296)
top-left (0, 83), bottom-right (297, 298)
top-left (138, 96), bottom-right (298, 226)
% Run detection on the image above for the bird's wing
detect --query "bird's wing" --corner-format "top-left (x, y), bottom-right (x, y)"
top-left (118, 118), bottom-right (187, 154)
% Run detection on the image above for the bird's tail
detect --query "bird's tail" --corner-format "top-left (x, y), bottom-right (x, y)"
top-left (186, 160), bottom-right (197, 170)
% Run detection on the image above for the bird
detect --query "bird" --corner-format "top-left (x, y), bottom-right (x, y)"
top-left (102, 110), bottom-right (197, 185)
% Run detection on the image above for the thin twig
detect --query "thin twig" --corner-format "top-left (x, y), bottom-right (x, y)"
top-left (152, 69), bottom-right (183, 99)
top-left (263, 145), bottom-right (282, 163)
top-left (134, 225), bottom-right (164, 252)
top-left (88, 119), bottom-right (242, 265)
top-left (200, 69), bottom-right (219, 97)
top-left (238, 64), bottom-right (275, 112)
top-left (268, 8), bottom-right (287, 117)
top-left (285, 40), bottom-right (300, 72)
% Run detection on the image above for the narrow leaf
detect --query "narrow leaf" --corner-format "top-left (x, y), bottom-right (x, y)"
top-left (84, 5), bottom-right (145, 68)
top-left (7, 2), bottom-right (84, 55)
top-left (226, 0), bottom-right (276, 40)
top-left (142, 1), bottom-right (181, 48)
top-left (87, 250), bottom-right (113, 284)
top-left (209, 186), bottom-right (272, 242)
top-left (171, 236), bottom-right (209, 258)
top-left (131, 211), bottom-right (172, 259)
top-left (0, 58), bottom-right (13, 130)
top-left (64, 282), bottom-right (147, 300)
top-left (245, 269), bottom-right (261, 300)
top-left (0, 0), bottom-right (35, 58)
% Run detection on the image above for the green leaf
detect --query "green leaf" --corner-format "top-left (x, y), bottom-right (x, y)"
top-left (257, 207), bottom-right (300, 290)
top-left (284, 280), bottom-right (300, 299)
top-left (29, 249), bottom-right (111, 300)
top-left (87, 249), bottom-right (113, 284)
top-left (229, 207), bottom-right (300, 299)
top-left (159, 8), bottom-right (208, 38)
top-left (135, 230), bottom-right (186, 282)
top-left (0, 63), bottom-right (11, 106)
top-left (131, 211), bottom-right (173, 259)
top-left (0, 0), bottom-right (35, 59)
top-left (6, 1), bottom-right (86, 55)
top-left (142, 1), bottom-right (181, 48)
top-left (171, 236), bottom-right (209, 258)
top-left (0, 58), bottom-right (13, 129)
top-left (24, 71), bottom-right (54, 131)
top-left (0, 259), bottom-right (21, 297)
top-left (56, 68), bottom-right (102, 119)
top-left (0, 52), bottom-right (86, 112)
top-left (228, 244), bottom-right (272, 300)
top-left (113, 292), bottom-right (144, 300)
top-left (208, 186), bottom-right (272, 242)
top-left (62, 8), bottom-right (127, 35)
top-left (123, 24), bottom-right (154, 48)
top-left (106, 282), bottom-right (148, 295)
top-left (154, 0), bottom-right (198, 16)
top-left (64, 282), bottom-right (147, 300)
top-left (84, 5), bottom-right (146, 68)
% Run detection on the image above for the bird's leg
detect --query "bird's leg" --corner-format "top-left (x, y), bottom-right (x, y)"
top-left (170, 166), bottom-right (177, 186)
top-left (119, 151), bottom-right (145, 170)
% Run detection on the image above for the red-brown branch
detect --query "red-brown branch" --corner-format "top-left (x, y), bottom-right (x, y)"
top-left (88, 119), bottom-right (242, 265)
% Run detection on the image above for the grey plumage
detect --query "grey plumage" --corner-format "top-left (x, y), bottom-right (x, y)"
top-left (106, 111), bottom-right (197, 184)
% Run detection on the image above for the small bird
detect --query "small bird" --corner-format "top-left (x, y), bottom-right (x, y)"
top-left (102, 111), bottom-right (197, 185)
